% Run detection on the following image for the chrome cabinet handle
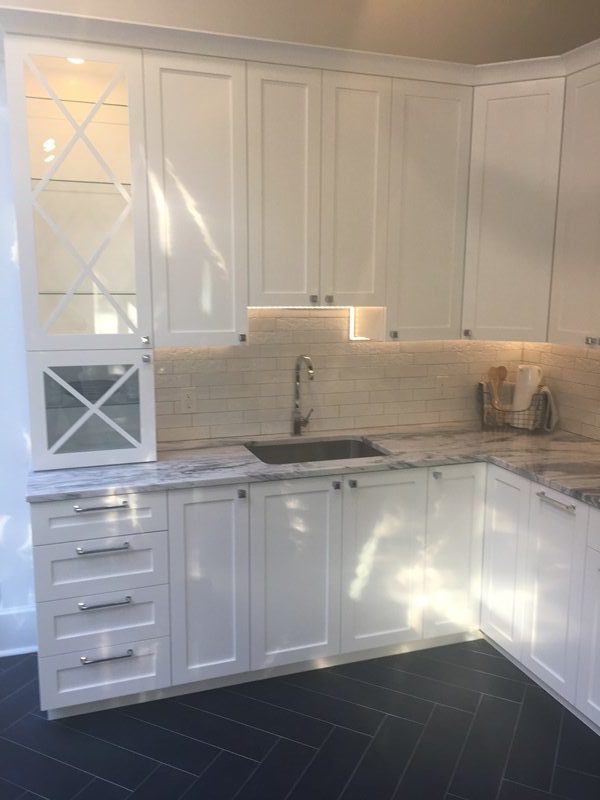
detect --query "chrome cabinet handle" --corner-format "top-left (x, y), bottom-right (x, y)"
top-left (78, 596), bottom-right (132, 612)
top-left (80, 648), bottom-right (134, 666)
top-left (332, 481), bottom-right (341, 490)
top-left (536, 491), bottom-right (576, 514)
top-left (348, 479), bottom-right (358, 488)
top-left (73, 499), bottom-right (129, 514)
top-left (237, 488), bottom-right (247, 499)
top-left (76, 542), bottom-right (130, 556)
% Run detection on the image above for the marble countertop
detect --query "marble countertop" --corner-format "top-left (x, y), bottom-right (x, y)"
top-left (25, 428), bottom-right (600, 509)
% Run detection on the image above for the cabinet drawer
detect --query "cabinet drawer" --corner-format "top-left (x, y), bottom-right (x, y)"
top-left (588, 507), bottom-right (600, 553)
top-left (38, 636), bottom-right (170, 711)
top-left (31, 492), bottom-right (167, 545)
top-left (34, 531), bottom-right (168, 601)
top-left (37, 585), bottom-right (170, 656)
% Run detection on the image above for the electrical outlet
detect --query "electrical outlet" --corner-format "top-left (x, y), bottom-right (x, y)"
top-left (182, 390), bottom-right (194, 412)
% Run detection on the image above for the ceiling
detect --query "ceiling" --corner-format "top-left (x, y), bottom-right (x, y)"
top-left (3, 0), bottom-right (600, 64)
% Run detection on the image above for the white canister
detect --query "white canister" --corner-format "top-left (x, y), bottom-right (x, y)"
top-left (512, 365), bottom-right (543, 413)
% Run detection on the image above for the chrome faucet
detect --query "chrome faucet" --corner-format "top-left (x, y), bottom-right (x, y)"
top-left (293, 355), bottom-right (315, 435)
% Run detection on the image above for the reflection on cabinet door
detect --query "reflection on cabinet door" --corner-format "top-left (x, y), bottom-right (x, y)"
top-left (169, 485), bottom-right (250, 684)
top-left (576, 546), bottom-right (600, 726)
top-left (250, 477), bottom-right (342, 669)
top-left (387, 80), bottom-right (472, 341)
top-left (248, 63), bottom-right (321, 307)
top-left (341, 470), bottom-right (426, 652)
top-left (5, 36), bottom-right (152, 351)
top-left (462, 79), bottom-right (564, 341)
top-left (424, 464), bottom-right (485, 639)
top-left (321, 71), bottom-right (391, 307)
top-left (480, 466), bottom-right (530, 659)
top-left (145, 53), bottom-right (248, 346)
top-left (549, 64), bottom-right (600, 345)
top-left (28, 349), bottom-right (156, 470)
top-left (522, 485), bottom-right (587, 702)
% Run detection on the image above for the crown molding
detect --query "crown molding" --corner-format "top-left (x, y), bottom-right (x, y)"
top-left (1, 7), bottom-right (600, 86)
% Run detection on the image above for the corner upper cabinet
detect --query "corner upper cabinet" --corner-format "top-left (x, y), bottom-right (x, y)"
top-left (247, 63), bottom-right (321, 307)
top-left (144, 52), bottom-right (248, 346)
top-left (5, 36), bottom-right (152, 350)
top-left (549, 64), bottom-right (600, 345)
top-left (386, 81), bottom-right (472, 341)
top-left (462, 79), bottom-right (564, 342)
top-left (320, 72), bottom-right (391, 307)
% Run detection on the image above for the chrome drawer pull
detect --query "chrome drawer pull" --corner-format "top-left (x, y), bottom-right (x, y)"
top-left (73, 499), bottom-right (129, 514)
top-left (76, 542), bottom-right (130, 556)
top-left (536, 491), bottom-right (576, 514)
top-left (80, 648), bottom-right (134, 666)
top-left (78, 596), bottom-right (132, 612)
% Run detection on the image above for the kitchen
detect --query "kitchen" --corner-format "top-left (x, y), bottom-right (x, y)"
top-left (1, 1), bottom-right (600, 798)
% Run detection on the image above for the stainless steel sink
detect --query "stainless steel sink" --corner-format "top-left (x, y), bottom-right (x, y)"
top-left (245, 437), bottom-right (388, 464)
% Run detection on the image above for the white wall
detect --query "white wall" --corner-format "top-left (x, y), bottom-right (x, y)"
top-left (0, 61), bottom-right (36, 655)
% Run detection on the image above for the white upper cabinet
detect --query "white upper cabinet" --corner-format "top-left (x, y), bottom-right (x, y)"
top-left (341, 470), bottom-right (426, 652)
top-left (522, 484), bottom-right (587, 702)
top-left (321, 72), bottom-right (391, 307)
top-left (387, 81), bottom-right (472, 341)
top-left (144, 52), bottom-right (248, 346)
top-left (423, 464), bottom-right (485, 638)
top-left (248, 63), bottom-right (321, 307)
top-left (549, 64), bottom-right (600, 345)
top-left (462, 79), bottom-right (564, 342)
top-left (480, 466), bottom-right (531, 660)
top-left (5, 36), bottom-right (152, 350)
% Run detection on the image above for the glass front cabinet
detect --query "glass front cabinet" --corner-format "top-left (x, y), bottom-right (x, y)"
top-left (5, 36), bottom-right (156, 468)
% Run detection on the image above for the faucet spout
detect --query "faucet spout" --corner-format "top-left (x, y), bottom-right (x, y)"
top-left (293, 355), bottom-right (315, 435)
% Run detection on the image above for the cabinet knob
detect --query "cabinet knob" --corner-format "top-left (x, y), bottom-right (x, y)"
top-left (585, 337), bottom-right (598, 345)
top-left (389, 330), bottom-right (399, 340)
top-left (325, 295), bottom-right (334, 305)
top-left (237, 488), bottom-right (247, 499)
top-left (348, 479), bottom-right (358, 488)
top-left (238, 333), bottom-right (247, 343)
top-left (142, 354), bottom-right (151, 363)
top-left (463, 329), bottom-right (473, 338)
top-left (332, 481), bottom-right (341, 490)
top-left (140, 335), bottom-right (150, 345)
top-left (432, 471), bottom-right (442, 480)
top-left (309, 294), bottom-right (319, 305)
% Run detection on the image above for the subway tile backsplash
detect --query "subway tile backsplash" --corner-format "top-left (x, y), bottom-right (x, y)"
top-left (155, 308), bottom-right (524, 450)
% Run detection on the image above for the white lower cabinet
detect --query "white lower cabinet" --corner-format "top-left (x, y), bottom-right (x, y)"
top-left (341, 470), bottom-right (427, 652)
top-left (480, 466), bottom-right (531, 659)
top-left (169, 485), bottom-right (250, 685)
top-left (250, 477), bottom-right (342, 669)
top-left (424, 464), bottom-right (485, 639)
top-left (576, 545), bottom-right (600, 726)
top-left (521, 484), bottom-right (588, 703)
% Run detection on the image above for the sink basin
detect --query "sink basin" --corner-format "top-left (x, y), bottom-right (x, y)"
top-left (245, 437), bottom-right (387, 464)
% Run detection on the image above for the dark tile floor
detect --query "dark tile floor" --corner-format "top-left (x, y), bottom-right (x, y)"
top-left (0, 639), bottom-right (599, 799)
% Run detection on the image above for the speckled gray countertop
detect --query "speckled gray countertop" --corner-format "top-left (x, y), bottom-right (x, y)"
top-left (25, 428), bottom-right (600, 510)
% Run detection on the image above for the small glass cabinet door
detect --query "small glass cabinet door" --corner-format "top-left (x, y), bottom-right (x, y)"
top-left (28, 350), bottom-right (156, 469)
top-left (5, 36), bottom-right (152, 350)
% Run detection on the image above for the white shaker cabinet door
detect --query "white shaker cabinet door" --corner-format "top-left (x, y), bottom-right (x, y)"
top-left (248, 63), bottom-right (321, 307)
top-left (423, 464), bottom-right (485, 639)
top-left (169, 485), bottom-right (250, 685)
top-left (549, 64), bottom-right (600, 345)
top-left (320, 71), bottom-right (391, 307)
top-left (480, 466), bottom-right (531, 659)
top-left (576, 543), bottom-right (600, 727)
top-left (341, 470), bottom-right (427, 652)
top-left (250, 477), bottom-right (342, 670)
top-left (145, 53), bottom-right (248, 346)
top-left (462, 79), bottom-right (564, 342)
top-left (522, 484), bottom-right (588, 702)
top-left (387, 80), bottom-right (472, 341)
